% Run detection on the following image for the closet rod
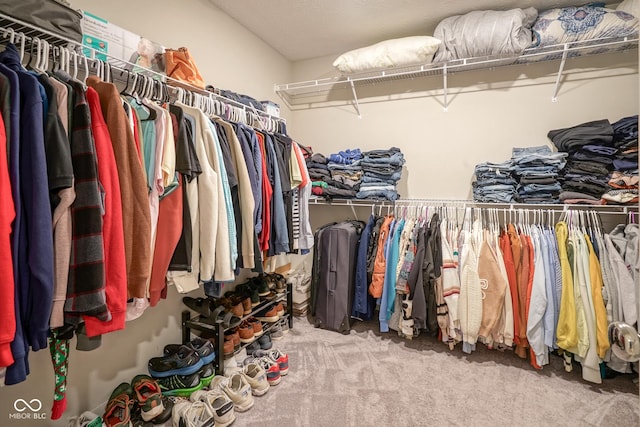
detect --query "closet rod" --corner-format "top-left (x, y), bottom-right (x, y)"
top-left (309, 197), bottom-right (637, 215)
top-left (0, 11), bottom-right (285, 124)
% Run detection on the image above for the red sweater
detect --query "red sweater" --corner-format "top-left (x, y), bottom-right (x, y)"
top-left (83, 87), bottom-right (127, 337)
top-left (0, 113), bottom-right (15, 366)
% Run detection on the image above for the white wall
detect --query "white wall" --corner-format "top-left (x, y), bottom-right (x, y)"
top-left (0, 1), bottom-right (292, 425)
top-left (290, 51), bottom-right (638, 200)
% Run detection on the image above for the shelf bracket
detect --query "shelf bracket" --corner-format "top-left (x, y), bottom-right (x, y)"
top-left (552, 44), bottom-right (569, 102)
top-left (349, 80), bottom-right (362, 118)
top-left (443, 63), bottom-right (448, 112)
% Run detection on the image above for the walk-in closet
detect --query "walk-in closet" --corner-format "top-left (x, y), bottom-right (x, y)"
top-left (0, 1), bottom-right (637, 426)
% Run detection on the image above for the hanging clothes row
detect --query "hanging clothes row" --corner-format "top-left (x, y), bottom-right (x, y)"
top-left (352, 203), bottom-right (638, 384)
top-left (0, 38), bottom-right (313, 396)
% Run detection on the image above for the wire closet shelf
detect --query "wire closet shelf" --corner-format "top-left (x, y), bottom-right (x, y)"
top-left (0, 11), bottom-right (285, 125)
top-left (274, 35), bottom-right (638, 114)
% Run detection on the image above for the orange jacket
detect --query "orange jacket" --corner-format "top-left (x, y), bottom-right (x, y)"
top-left (369, 216), bottom-right (393, 298)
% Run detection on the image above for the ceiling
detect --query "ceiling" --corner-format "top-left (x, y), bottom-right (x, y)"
top-left (209, 0), bottom-right (599, 62)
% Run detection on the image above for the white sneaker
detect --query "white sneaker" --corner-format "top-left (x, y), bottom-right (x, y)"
top-left (223, 353), bottom-right (242, 375)
top-left (125, 297), bottom-right (149, 321)
top-left (211, 373), bottom-right (255, 412)
top-left (171, 400), bottom-right (192, 427)
top-left (184, 400), bottom-right (215, 427)
top-left (242, 362), bottom-right (270, 396)
top-left (191, 389), bottom-right (236, 427)
top-left (66, 411), bottom-right (101, 427)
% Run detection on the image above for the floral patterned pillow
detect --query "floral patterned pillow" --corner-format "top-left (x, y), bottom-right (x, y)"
top-left (531, 6), bottom-right (638, 48)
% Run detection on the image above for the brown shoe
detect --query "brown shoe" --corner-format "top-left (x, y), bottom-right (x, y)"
top-left (256, 306), bottom-right (279, 323)
top-left (275, 302), bottom-right (285, 317)
top-left (224, 328), bottom-right (240, 352)
top-left (219, 297), bottom-right (244, 317)
top-left (240, 296), bottom-right (252, 315)
top-left (238, 322), bottom-right (255, 344)
top-left (223, 338), bottom-right (234, 357)
top-left (246, 317), bottom-right (263, 337)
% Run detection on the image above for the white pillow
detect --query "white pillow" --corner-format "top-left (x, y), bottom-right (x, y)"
top-left (618, 0), bottom-right (640, 18)
top-left (332, 36), bottom-right (441, 74)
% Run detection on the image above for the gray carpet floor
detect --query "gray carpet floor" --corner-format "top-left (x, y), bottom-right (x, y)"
top-left (233, 315), bottom-right (639, 427)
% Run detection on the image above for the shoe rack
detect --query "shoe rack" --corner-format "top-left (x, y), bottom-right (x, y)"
top-left (181, 282), bottom-right (294, 376)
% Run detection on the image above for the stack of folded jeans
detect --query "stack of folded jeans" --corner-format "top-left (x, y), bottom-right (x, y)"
top-left (549, 119), bottom-right (616, 202)
top-left (602, 115), bottom-right (638, 204)
top-left (356, 147), bottom-right (405, 201)
top-left (511, 146), bottom-right (567, 204)
top-left (472, 161), bottom-right (517, 203)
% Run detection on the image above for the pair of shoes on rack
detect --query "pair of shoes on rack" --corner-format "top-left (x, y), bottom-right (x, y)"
top-left (239, 317), bottom-right (264, 344)
top-left (255, 301), bottom-right (285, 323)
top-left (103, 376), bottom-right (170, 427)
top-left (184, 297), bottom-right (244, 329)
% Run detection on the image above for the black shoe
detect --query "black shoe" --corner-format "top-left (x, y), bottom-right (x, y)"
top-left (164, 337), bottom-right (216, 365)
top-left (182, 297), bottom-right (214, 317)
top-left (148, 346), bottom-right (203, 378)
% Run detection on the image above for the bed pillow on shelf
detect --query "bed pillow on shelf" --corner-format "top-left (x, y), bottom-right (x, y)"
top-left (433, 8), bottom-right (538, 63)
top-left (531, 6), bottom-right (638, 48)
top-left (617, 0), bottom-right (640, 18)
top-left (332, 36), bottom-right (441, 74)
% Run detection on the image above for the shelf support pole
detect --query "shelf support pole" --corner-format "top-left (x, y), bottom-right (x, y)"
top-left (443, 63), bottom-right (448, 112)
top-left (552, 44), bottom-right (569, 102)
top-left (349, 80), bottom-right (362, 118)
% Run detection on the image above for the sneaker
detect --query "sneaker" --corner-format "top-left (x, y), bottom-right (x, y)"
top-left (254, 349), bottom-right (289, 375)
top-left (275, 279), bottom-right (287, 294)
top-left (255, 356), bottom-right (281, 386)
top-left (131, 375), bottom-right (164, 422)
top-left (150, 396), bottom-right (173, 425)
top-left (198, 363), bottom-right (215, 388)
top-left (172, 400), bottom-right (215, 427)
top-left (256, 306), bottom-right (279, 323)
top-left (242, 362), bottom-right (269, 396)
top-left (270, 324), bottom-right (284, 341)
top-left (191, 389), bottom-right (236, 427)
top-left (69, 411), bottom-right (102, 427)
top-left (275, 302), bottom-right (285, 317)
top-left (243, 341), bottom-right (261, 358)
top-left (148, 345), bottom-right (203, 378)
top-left (280, 318), bottom-right (290, 334)
top-left (223, 339), bottom-right (234, 358)
top-left (164, 337), bottom-right (216, 365)
top-left (103, 383), bottom-right (133, 427)
top-left (211, 373), bottom-right (255, 412)
top-left (156, 373), bottom-right (203, 397)
top-left (223, 353), bottom-right (242, 375)
top-left (238, 321), bottom-right (255, 344)
top-left (258, 332), bottom-right (272, 350)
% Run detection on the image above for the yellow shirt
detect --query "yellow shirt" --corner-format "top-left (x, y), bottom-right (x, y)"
top-left (585, 235), bottom-right (610, 359)
top-left (555, 222), bottom-right (578, 352)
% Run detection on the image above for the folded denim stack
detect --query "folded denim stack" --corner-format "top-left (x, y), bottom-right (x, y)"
top-left (307, 148), bottom-right (362, 199)
top-left (356, 147), bottom-right (405, 201)
top-left (511, 146), bottom-right (567, 204)
top-left (549, 119), bottom-right (615, 203)
top-left (472, 161), bottom-right (517, 203)
top-left (602, 115), bottom-right (638, 205)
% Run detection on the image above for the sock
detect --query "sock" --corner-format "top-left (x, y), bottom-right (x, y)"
top-left (49, 331), bottom-right (70, 420)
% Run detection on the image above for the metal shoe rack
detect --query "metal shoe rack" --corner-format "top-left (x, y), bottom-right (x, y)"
top-left (181, 283), bottom-right (294, 375)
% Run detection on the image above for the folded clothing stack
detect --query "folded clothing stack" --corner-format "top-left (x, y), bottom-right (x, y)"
top-left (356, 147), bottom-right (405, 201)
top-left (324, 149), bottom-right (363, 198)
top-left (602, 115), bottom-right (638, 205)
top-left (511, 145), bottom-right (566, 204)
top-left (472, 161), bottom-right (517, 203)
top-left (549, 117), bottom-right (638, 205)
